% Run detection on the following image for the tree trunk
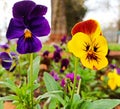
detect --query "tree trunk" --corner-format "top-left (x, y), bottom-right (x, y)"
top-left (49, 0), bottom-right (67, 42)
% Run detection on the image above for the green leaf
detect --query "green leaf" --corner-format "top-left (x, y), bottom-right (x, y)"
top-left (48, 98), bottom-right (58, 109)
top-left (32, 83), bottom-right (40, 91)
top-left (27, 56), bottom-right (40, 83)
top-left (88, 99), bottom-right (120, 109)
top-left (35, 104), bottom-right (41, 109)
top-left (43, 72), bottom-right (61, 91)
top-left (71, 94), bottom-right (83, 109)
top-left (37, 91), bottom-right (66, 106)
top-left (0, 95), bottom-right (18, 101)
top-left (0, 78), bottom-right (19, 94)
top-left (0, 101), bottom-right (3, 109)
top-left (79, 100), bottom-right (91, 109)
top-left (32, 56), bottom-right (40, 82)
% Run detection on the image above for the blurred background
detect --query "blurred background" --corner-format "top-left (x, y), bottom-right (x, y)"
top-left (0, 0), bottom-right (120, 44)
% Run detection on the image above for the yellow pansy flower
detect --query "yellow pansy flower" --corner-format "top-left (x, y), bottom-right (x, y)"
top-left (67, 19), bottom-right (108, 70)
top-left (108, 69), bottom-right (120, 90)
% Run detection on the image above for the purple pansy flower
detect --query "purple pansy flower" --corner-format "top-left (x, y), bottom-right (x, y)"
top-left (6, 0), bottom-right (50, 54)
top-left (60, 73), bottom-right (80, 87)
top-left (60, 58), bottom-right (69, 72)
top-left (53, 45), bottom-right (62, 52)
top-left (53, 45), bottom-right (62, 62)
top-left (0, 44), bottom-right (9, 50)
top-left (53, 51), bottom-right (61, 63)
top-left (0, 52), bottom-right (12, 71)
top-left (50, 71), bottom-right (59, 81)
top-left (42, 50), bottom-right (49, 57)
top-left (66, 73), bottom-right (80, 83)
top-left (0, 52), bottom-right (18, 72)
top-left (60, 79), bottom-right (66, 87)
top-left (109, 64), bottom-right (116, 69)
top-left (116, 68), bottom-right (120, 75)
top-left (61, 35), bottom-right (67, 45)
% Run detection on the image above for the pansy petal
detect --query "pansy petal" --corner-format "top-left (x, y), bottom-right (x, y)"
top-left (0, 52), bottom-right (12, 61)
top-left (71, 19), bottom-right (101, 37)
top-left (6, 18), bottom-right (25, 39)
top-left (81, 54), bottom-right (108, 70)
top-left (1, 61), bottom-right (12, 70)
top-left (0, 52), bottom-right (12, 70)
top-left (13, 0), bottom-right (36, 18)
top-left (29, 17), bottom-right (50, 36)
top-left (17, 35), bottom-right (42, 54)
top-left (108, 79), bottom-right (117, 90)
top-left (29, 5), bottom-right (47, 18)
top-left (67, 32), bottom-right (91, 58)
top-left (93, 35), bottom-right (108, 56)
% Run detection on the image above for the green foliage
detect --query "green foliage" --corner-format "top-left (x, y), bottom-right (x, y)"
top-left (0, 101), bottom-right (3, 109)
top-left (0, 40), bottom-right (120, 109)
top-left (27, 56), bottom-right (40, 83)
top-left (43, 72), bottom-right (61, 91)
top-left (88, 99), bottom-right (120, 109)
top-left (108, 43), bottom-right (120, 51)
top-left (43, 72), bottom-right (66, 107)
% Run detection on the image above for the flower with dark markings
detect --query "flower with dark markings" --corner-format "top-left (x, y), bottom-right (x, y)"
top-left (6, 0), bottom-right (50, 54)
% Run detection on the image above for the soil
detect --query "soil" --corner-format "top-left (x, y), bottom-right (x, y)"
top-left (4, 102), bottom-right (16, 109)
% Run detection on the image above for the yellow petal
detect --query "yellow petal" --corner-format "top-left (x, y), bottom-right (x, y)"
top-left (108, 79), bottom-right (117, 90)
top-left (116, 76), bottom-right (120, 87)
top-left (93, 35), bottom-right (108, 56)
top-left (107, 71), bottom-right (119, 90)
top-left (67, 32), bottom-right (91, 58)
top-left (80, 55), bottom-right (108, 70)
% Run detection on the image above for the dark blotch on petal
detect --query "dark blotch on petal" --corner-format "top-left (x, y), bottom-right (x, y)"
top-left (17, 35), bottom-right (42, 54)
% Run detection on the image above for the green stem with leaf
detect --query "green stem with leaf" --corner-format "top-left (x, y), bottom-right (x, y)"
top-left (29, 53), bottom-right (33, 109)
top-left (70, 56), bottom-right (78, 103)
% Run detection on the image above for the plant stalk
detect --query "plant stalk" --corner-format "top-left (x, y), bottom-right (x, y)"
top-left (29, 53), bottom-right (33, 109)
top-left (70, 56), bottom-right (78, 103)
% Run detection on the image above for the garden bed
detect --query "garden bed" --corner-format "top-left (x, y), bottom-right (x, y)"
top-left (108, 51), bottom-right (120, 66)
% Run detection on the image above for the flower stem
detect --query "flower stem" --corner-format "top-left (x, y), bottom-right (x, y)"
top-left (70, 56), bottom-right (78, 103)
top-left (77, 79), bottom-right (81, 95)
top-left (29, 53), bottom-right (33, 109)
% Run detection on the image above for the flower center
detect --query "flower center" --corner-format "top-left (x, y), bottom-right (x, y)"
top-left (86, 49), bottom-right (98, 61)
top-left (24, 29), bottom-right (32, 38)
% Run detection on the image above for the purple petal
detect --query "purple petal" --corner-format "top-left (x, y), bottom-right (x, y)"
top-left (53, 45), bottom-right (62, 52)
top-left (29, 5), bottom-right (47, 18)
top-left (2, 61), bottom-right (12, 70)
top-left (17, 35), bottom-right (42, 54)
top-left (61, 79), bottom-right (66, 87)
top-left (77, 76), bottom-right (80, 80)
top-left (0, 52), bottom-right (12, 61)
top-left (66, 73), bottom-right (74, 82)
top-left (0, 44), bottom-right (9, 50)
top-left (13, 0), bottom-right (36, 18)
top-left (6, 18), bottom-right (25, 39)
top-left (0, 52), bottom-right (12, 70)
top-left (29, 17), bottom-right (50, 36)
top-left (53, 51), bottom-right (61, 63)
top-left (117, 68), bottom-right (120, 74)
top-left (61, 59), bottom-right (69, 67)
top-left (43, 50), bottom-right (49, 57)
